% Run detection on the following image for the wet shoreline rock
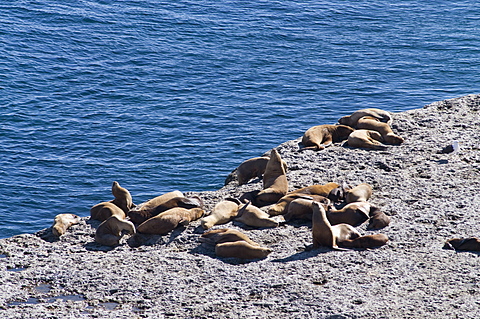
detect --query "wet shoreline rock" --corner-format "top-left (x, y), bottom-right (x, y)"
top-left (1, 94), bottom-right (480, 318)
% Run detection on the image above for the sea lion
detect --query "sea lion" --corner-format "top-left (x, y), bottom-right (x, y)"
top-left (136, 207), bottom-right (205, 235)
top-left (235, 201), bottom-right (279, 228)
top-left (355, 116), bottom-right (404, 145)
top-left (52, 213), bottom-right (81, 237)
top-left (255, 149), bottom-right (288, 206)
top-left (268, 192), bottom-right (330, 216)
top-left (235, 156), bottom-right (288, 186)
top-left (347, 129), bottom-right (388, 150)
top-left (200, 198), bottom-right (241, 229)
top-left (290, 182), bottom-right (340, 197)
top-left (111, 181), bottom-right (135, 213)
top-left (444, 238), bottom-right (480, 251)
top-left (128, 195), bottom-right (202, 225)
top-left (283, 197), bottom-right (331, 222)
top-left (199, 228), bottom-right (260, 246)
top-left (339, 234), bottom-right (389, 249)
top-left (301, 124), bottom-right (355, 151)
top-left (338, 108), bottom-right (392, 127)
top-left (327, 201), bottom-right (370, 226)
top-left (327, 185), bottom-right (347, 204)
top-left (367, 207), bottom-right (391, 230)
top-left (345, 183), bottom-right (373, 203)
top-left (90, 202), bottom-right (126, 221)
top-left (130, 191), bottom-right (184, 213)
top-left (312, 201), bottom-right (360, 249)
top-left (95, 215), bottom-right (135, 246)
top-left (215, 241), bottom-right (272, 259)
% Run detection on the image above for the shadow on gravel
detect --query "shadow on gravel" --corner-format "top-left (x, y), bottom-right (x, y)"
top-left (271, 245), bottom-right (331, 263)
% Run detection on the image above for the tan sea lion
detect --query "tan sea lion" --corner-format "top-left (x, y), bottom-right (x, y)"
top-left (355, 116), bottom-right (404, 145)
top-left (283, 197), bottom-right (331, 222)
top-left (339, 234), bottom-right (389, 249)
top-left (235, 156), bottom-right (287, 186)
top-left (90, 202), bottom-right (126, 221)
top-left (347, 129), bottom-right (388, 150)
top-left (215, 241), bottom-right (272, 259)
top-left (95, 215), bottom-right (135, 246)
top-left (290, 182), bottom-right (340, 196)
top-left (131, 191), bottom-right (184, 213)
top-left (367, 207), bottom-right (391, 230)
top-left (199, 228), bottom-right (259, 246)
top-left (136, 207), bottom-right (205, 235)
top-left (255, 149), bottom-right (288, 206)
top-left (52, 213), bottom-right (81, 237)
top-left (338, 108), bottom-right (392, 127)
top-left (268, 192), bottom-right (330, 216)
top-left (235, 201), bottom-right (279, 228)
top-left (327, 202), bottom-right (370, 226)
top-left (200, 198), bottom-right (241, 229)
top-left (312, 201), bottom-right (360, 249)
top-left (301, 124), bottom-right (355, 151)
top-left (444, 238), bottom-right (480, 251)
top-left (345, 183), bottom-right (373, 203)
top-left (111, 181), bottom-right (135, 213)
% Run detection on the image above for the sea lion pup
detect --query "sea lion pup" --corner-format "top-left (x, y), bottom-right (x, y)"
top-left (301, 124), bottom-right (355, 151)
top-left (355, 116), bottom-right (404, 145)
top-left (255, 149), bottom-right (288, 207)
top-left (235, 201), bottom-right (279, 228)
top-left (200, 198), bottom-right (241, 230)
top-left (199, 228), bottom-right (260, 246)
top-left (347, 129), bottom-right (388, 150)
top-left (338, 108), bottom-right (392, 127)
top-left (111, 181), bottom-right (135, 213)
top-left (95, 215), bottom-right (136, 246)
top-left (136, 207), bottom-right (205, 235)
top-left (289, 182), bottom-right (340, 196)
top-left (444, 238), bottom-right (480, 251)
top-left (328, 185), bottom-right (346, 204)
top-left (367, 207), bottom-right (391, 230)
top-left (215, 241), bottom-right (272, 259)
top-left (283, 196), bottom-right (331, 222)
top-left (52, 213), bottom-right (81, 237)
top-left (345, 183), bottom-right (373, 203)
top-left (90, 202), bottom-right (126, 221)
top-left (327, 202), bottom-right (370, 226)
top-left (339, 234), bottom-right (389, 249)
top-left (312, 201), bottom-right (360, 249)
top-left (268, 192), bottom-right (330, 217)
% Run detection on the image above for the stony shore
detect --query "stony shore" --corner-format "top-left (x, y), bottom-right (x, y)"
top-left (1, 94), bottom-right (480, 319)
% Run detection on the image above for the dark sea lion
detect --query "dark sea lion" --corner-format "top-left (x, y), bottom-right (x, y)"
top-left (95, 215), bottom-right (135, 246)
top-left (338, 108), bottom-right (392, 127)
top-left (255, 149), bottom-right (288, 206)
top-left (355, 116), bottom-right (404, 145)
top-left (235, 156), bottom-right (287, 186)
top-left (136, 207), bottom-right (205, 235)
top-left (444, 238), bottom-right (480, 251)
top-left (200, 198), bottom-right (241, 229)
top-left (90, 202), bottom-right (126, 221)
top-left (345, 183), bottom-right (373, 203)
top-left (52, 213), bottom-right (81, 237)
top-left (301, 124), bottom-right (355, 151)
top-left (347, 129), bottom-right (388, 150)
top-left (339, 234), bottom-right (389, 249)
top-left (367, 207), bottom-right (391, 230)
top-left (111, 181), bottom-right (135, 213)
top-left (215, 241), bottom-right (272, 259)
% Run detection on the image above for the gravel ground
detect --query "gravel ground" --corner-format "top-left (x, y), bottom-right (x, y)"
top-left (1, 94), bottom-right (479, 319)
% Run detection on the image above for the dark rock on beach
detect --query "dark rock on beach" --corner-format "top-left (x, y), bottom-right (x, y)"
top-left (1, 94), bottom-right (480, 318)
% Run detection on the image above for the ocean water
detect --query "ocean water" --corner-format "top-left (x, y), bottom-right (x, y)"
top-left (1, 0), bottom-right (479, 238)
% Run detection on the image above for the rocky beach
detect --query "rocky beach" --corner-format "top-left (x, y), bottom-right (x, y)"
top-left (1, 94), bottom-right (479, 319)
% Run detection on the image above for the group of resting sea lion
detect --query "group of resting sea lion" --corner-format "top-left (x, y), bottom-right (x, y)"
top-left (51, 108), bottom-right (480, 257)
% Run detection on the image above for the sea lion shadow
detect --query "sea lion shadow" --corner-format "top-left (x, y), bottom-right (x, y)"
top-left (84, 241), bottom-right (117, 252)
top-left (271, 245), bottom-right (331, 263)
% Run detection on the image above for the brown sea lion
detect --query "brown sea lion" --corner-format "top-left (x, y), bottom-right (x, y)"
top-left (235, 201), bottom-right (279, 228)
top-left (52, 213), bottom-right (81, 237)
top-left (255, 149), bottom-right (288, 206)
top-left (345, 183), bottom-right (373, 203)
top-left (111, 181), bottom-right (135, 213)
top-left (338, 108), bottom-right (392, 127)
top-left (128, 195), bottom-right (202, 225)
top-left (290, 182), bottom-right (340, 197)
top-left (312, 201), bottom-right (360, 249)
top-left (327, 201), bottom-right (371, 226)
top-left (268, 193), bottom-right (330, 217)
top-left (199, 228), bottom-right (259, 246)
top-left (215, 241), bottom-right (272, 259)
top-left (136, 207), bottom-right (205, 235)
top-left (90, 202), bottom-right (126, 221)
top-left (95, 215), bottom-right (135, 246)
top-left (301, 124), bottom-right (355, 151)
top-left (339, 234), bottom-right (389, 249)
top-left (355, 116), bottom-right (404, 145)
top-left (200, 198), bottom-right (241, 229)
top-left (283, 197), bottom-right (331, 222)
top-left (347, 129), bottom-right (388, 150)
top-left (367, 207), bottom-right (391, 230)
top-left (130, 191), bottom-right (184, 213)
top-left (444, 238), bottom-right (480, 251)
top-left (236, 156), bottom-right (287, 186)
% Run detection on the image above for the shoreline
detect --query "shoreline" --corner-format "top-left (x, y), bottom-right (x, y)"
top-left (1, 94), bottom-right (479, 318)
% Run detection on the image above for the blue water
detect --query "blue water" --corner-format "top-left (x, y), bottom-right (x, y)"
top-left (1, 1), bottom-right (479, 238)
